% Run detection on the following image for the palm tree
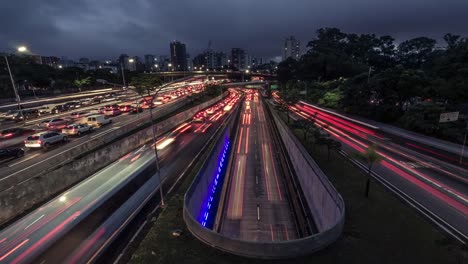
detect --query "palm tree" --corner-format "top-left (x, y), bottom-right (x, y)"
top-left (130, 74), bottom-right (165, 206)
top-left (352, 144), bottom-right (383, 198)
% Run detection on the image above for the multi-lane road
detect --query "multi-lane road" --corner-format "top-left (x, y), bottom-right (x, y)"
top-left (0, 90), bottom-right (239, 263)
top-left (285, 98), bottom-right (468, 243)
top-left (220, 90), bottom-right (297, 241)
top-left (0, 80), bottom-right (209, 190)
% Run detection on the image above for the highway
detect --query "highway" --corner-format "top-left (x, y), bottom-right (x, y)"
top-left (220, 90), bottom-right (297, 241)
top-left (0, 80), bottom-right (209, 191)
top-left (0, 88), bottom-right (115, 111)
top-left (0, 90), bottom-right (239, 263)
top-left (282, 97), bottom-right (468, 243)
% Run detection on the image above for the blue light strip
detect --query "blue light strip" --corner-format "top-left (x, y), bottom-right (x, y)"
top-left (199, 137), bottom-right (230, 228)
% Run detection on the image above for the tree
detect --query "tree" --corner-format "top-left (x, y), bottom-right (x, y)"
top-left (73, 77), bottom-right (91, 92)
top-left (397, 37), bottom-right (437, 68)
top-left (352, 144), bottom-right (383, 198)
top-left (129, 74), bottom-right (165, 206)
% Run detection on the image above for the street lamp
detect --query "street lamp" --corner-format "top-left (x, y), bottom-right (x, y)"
top-left (4, 46), bottom-right (28, 124)
top-left (121, 58), bottom-right (134, 88)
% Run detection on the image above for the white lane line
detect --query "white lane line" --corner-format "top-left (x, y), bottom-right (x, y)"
top-left (90, 127), bottom-right (118, 139)
top-left (24, 214), bottom-right (44, 230)
top-left (0, 100), bottom-right (175, 181)
top-left (8, 153), bottom-right (41, 167)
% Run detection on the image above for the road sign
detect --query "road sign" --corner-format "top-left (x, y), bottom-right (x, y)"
top-left (439, 112), bottom-right (459, 123)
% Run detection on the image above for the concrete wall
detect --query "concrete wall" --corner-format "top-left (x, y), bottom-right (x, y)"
top-left (269, 103), bottom-right (344, 232)
top-left (183, 100), bottom-right (345, 259)
top-left (0, 97), bottom-right (189, 190)
top-left (0, 93), bottom-right (227, 224)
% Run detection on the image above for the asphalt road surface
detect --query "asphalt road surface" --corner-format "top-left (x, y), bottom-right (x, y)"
top-left (221, 90), bottom-right (297, 241)
top-left (289, 100), bottom-right (468, 243)
top-left (0, 91), bottom-right (237, 263)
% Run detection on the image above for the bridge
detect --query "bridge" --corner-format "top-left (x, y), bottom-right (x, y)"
top-left (151, 70), bottom-right (277, 82)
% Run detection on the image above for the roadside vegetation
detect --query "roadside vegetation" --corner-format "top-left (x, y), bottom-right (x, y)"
top-left (277, 28), bottom-right (468, 143)
top-left (129, 108), bottom-right (467, 264)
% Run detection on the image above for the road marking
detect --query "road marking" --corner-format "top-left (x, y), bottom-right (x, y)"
top-left (257, 204), bottom-right (260, 221)
top-left (270, 224), bottom-right (274, 241)
top-left (90, 127), bottom-right (118, 139)
top-left (24, 214), bottom-right (44, 230)
top-left (8, 153), bottom-right (40, 167)
top-left (0, 99), bottom-right (177, 182)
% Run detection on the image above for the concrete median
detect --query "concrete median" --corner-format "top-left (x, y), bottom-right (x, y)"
top-left (0, 92), bottom-right (227, 225)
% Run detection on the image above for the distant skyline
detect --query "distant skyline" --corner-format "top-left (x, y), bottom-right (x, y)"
top-left (1, 0), bottom-right (468, 60)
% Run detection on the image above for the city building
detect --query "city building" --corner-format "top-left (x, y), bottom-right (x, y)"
top-left (40, 56), bottom-right (60, 67)
top-left (144, 54), bottom-right (156, 72)
top-left (231, 48), bottom-right (247, 70)
top-left (79, 57), bottom-right (90, 64)
top-left (282, 36), bottom-right (301, 61)
top-left (193, 50), bottom-right (227, 70)
top-left (118, 54), bottom-right (130, 70)
top-left (170, 41), bottom-right (188, 71)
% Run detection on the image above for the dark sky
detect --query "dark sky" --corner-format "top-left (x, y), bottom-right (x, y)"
top-left (1, 0), bottom-right (467, 60)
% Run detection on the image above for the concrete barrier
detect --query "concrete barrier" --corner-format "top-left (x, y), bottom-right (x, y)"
top-left (183, 100), bottom-right (345, 259)
top-left (269, 104), bottom-right (345, 232)
top-left (0, 92), bottom-right (227, 224)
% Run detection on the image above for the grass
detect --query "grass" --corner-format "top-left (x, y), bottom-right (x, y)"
top-left (129, 111), bottom-right (467, 264)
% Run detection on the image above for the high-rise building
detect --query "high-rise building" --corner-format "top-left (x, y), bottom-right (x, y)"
top-left (170, 41), bottom-right (187, 71)
top-left (144, 54), bottom-right (155, 72)
top-left (118, 54), bottom-right (130, 70)
top-left (193, 50), bottom-right (227, 70)
top-left (79, 57), bottom-right (90, 64)
top-left (282, 36), bottom-right (300, 61)
top-left (231, 48), bottom-right (247, 70)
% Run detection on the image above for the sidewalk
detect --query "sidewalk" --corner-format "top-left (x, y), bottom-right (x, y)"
top-left (300, 101), bottom-right (467, 158)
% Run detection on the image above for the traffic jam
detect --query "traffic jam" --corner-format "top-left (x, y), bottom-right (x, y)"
top-left (0, 80), bottom-right (211, 163)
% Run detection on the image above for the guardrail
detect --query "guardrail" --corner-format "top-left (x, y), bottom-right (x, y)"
top-left (183, 98), bottom-right (345, 259)
top-left (0, 92), bottom-right (228, 224)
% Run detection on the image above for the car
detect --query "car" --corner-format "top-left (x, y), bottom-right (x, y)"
top-left (102, 97), bottom-right (116, 102)
top-left (103, 108), bottom-right (121, 116)
top-left (85, 115), bottom-right (112, 127)
top-left (46, 118), bottom-right (69, 130)
top-left (0, 148), bottom-right (25, 160)
top-left (62, 124), bottom-right (93, 136)
top-left (193, 113), bottom-right (205, 123)
top-left (206, 108), bottom-right (215, 115)
top-left (7, 109), bottom-right (40, 121)
top-left (63, 101), bottom-right (81, 109)
top-left (119, 105), bottom-right (133, 113)
top-left (0, 128), bottom-right (35, 140)
top-left (51, 105), bottom-right (69, 114)
top-left (70, 112), bottom-right (89, 119)
top-left (105, 104), bottom-right (120, 109)
top-left (129, 106), bottom-right (143, 114)
top-left (24, 132), bottom-right (67, 149)
top-left (80, 98), bottom-right (93, 105)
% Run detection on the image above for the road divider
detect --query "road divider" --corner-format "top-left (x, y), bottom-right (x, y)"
top-left (0, 92), bottom-right (228, 225)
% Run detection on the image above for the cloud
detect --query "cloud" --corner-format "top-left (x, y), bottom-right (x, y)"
top-left (0, 0), bottom-right (467, 59)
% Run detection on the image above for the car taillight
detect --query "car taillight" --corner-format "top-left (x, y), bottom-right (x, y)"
top-left (37, 140), bottom-right (42, 144)
top-left (4, 133), bottom-right (13, 137)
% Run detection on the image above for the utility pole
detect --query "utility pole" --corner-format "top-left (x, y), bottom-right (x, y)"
top-left (460, 122), bottom-right (468, 165)
top-left (4, 55), bottom-right (25, 125)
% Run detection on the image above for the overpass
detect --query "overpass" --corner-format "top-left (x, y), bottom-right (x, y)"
top-left (150, 71), bottom-right (276, 82)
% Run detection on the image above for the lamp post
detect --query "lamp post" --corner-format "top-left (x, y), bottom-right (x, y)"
top-left (460, 122), bottom-right (468, 165)
top-left (121, 58), bottom-right (135, 88)
top-left (4, 46), bottom-right (28, 125)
